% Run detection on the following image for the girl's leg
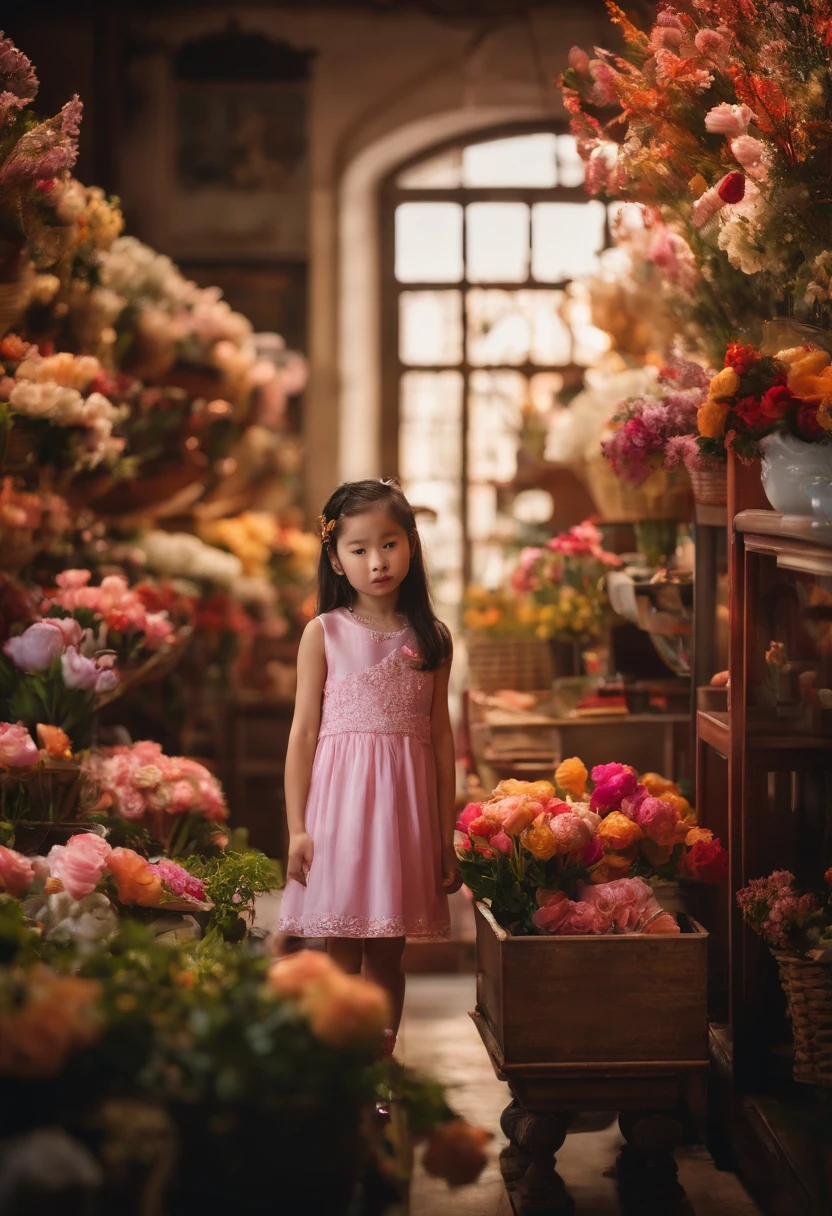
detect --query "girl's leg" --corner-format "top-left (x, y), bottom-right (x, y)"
top-left (327, 936), bottom-right (363, 974)
top-left (362, 936), bottom-right (407, 1036)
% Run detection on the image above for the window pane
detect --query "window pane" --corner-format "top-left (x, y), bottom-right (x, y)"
top-left (531, 200), bottom-right (606, 281)
top-left (467, 369), bottom-right (526, 481)
top-left (466, 203), bottom-right (529, 283)
top-left (399, 370), bottom-right (462, 481)
top-left (396, 149), bottom-right (462, 188)
top-left (466, 289), bottom-right (572, 366)
top-left (556, 134), bottom-right (586, 188)
top-left (399, 291), bottom-right (462, 365)
top-left (403, 478), bottom-right (463, 611)
top-left (462, 133), bottom-right (558, 187)
top-left (562, 284), bottom-right (612, 366)
top-left (395, 203), bottom-right (463, 282)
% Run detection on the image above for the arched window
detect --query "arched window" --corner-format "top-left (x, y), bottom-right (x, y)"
top-left (381, 125), bottom-right (610, 618)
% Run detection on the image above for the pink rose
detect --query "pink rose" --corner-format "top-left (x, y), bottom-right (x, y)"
top-left (590, 763), bottom-right (638, 814)
top-left (55, 570), bottom-right (92, 590)
top-left (0, 844), bottom-right (35, 897)
top-left (170, 780), bottom-right (197, 814)
top-left (632, 796), bottom-right (679, 845)
top-left (619, 785), bottom-right (649, 819)
top-left (490, 831), bottom-right (513, 856)
top-left (455, 802), bottom-right (483, 833)
top-left (48, 832), bottom-right (112, 899)
top-left (61, 647), bottom-right (100, 689)
top-left (117, 788), bottom-right (147, 820)
top-left (549, 811), bottom-right (592, 855)
top-left (0, 721), bottom-right (40, 768)
top-left (4, 621), bottom-right (66, 672)
top-left (532, 890), bottom-right (606, 935)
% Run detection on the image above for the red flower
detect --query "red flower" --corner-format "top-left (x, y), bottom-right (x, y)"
top-left (35, 178), bottom-right (56, 193)
top-left (680, 838), bottom-right (728, 884)
top-left (796, 400), bottom-right (824, 440)
top-left (717, 172), bottom-right (745, 204)
top-left (0, 334), bottom-right (31, 364)
top-left (732, 383), bottom-right (794, 433)
top-left (724, 343), bottom-right (759, 374)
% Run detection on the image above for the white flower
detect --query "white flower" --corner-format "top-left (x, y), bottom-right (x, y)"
top-left (21, 890), bottom-right (119, 951)
top-left (139, 531), bottom-right (243, 585)
top-left (717, 214), bottom-right (769, 274)
top-left (16, 351), bottom-right (102, 390)
top-left (9, 379), bottom-right (84, 421)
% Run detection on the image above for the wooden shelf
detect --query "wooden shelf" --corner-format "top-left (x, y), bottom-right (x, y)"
top-left (698, 709), bottom-right (831, 757)
top-left (697, 709), bottom-right (729, 755)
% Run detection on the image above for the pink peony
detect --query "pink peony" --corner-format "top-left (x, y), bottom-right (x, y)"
top-left (619, 785), bottom-right (649, 819)
top-left (48, 832), bottom-right (112, 900)
top-left (0, 721), bottom-right (40, 768)
top-left (533, 889), bottom-right (606, 935)
top-left (0, 844), bottom-right (35, 897)
top-left (549, 811), bottom-right (592, 855)
top-left (632, 796), bottom-right (679, 845)
top-left (4, 621), bottom-right (66, 671)
top-left (578, 877), bottom-right (654, 932)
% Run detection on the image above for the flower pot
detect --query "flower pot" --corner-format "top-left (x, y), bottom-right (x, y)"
top-left (759, 432), bottom-right (832, 518)
top-left (687, 466), bottom-right (727, 508)
top-left (586, 455), bottom-right (692, 523)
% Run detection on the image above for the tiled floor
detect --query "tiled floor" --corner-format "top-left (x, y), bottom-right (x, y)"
top-left (398, 974), bottom-right (763, 1216)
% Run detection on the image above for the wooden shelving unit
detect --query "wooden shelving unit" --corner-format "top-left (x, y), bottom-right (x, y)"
top-left (695, 469), bottom-right (832, 1215)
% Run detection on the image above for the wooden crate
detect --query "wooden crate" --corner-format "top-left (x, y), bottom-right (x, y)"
top-left (474, 902), bottom-right (708, 1070)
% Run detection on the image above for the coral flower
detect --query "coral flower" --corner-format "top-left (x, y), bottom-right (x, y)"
top-left (555, 756), bottom-right (588, 798)
top-left (106, 846), bottom-right (164, 907)
top-left (422, 1119), bottom-right (493, 1188)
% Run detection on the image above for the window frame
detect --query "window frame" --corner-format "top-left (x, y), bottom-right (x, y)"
top-left (380, 121), bottom-right (608, 585)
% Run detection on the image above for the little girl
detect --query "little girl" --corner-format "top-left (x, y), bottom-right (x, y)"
top-left (278, 478), bottom-right (461, 1036)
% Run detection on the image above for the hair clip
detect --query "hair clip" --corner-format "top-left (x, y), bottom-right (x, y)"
top-left (319, 515), bottom-right (336, 546)
top-left (379, 476), bottom-right (402, 489)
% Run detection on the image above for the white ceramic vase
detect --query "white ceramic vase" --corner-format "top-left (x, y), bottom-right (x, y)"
top-left (759, 431), bottom-right (832, 518)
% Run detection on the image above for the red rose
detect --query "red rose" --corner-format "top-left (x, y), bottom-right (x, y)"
top-left (733, 383), bottom-right (795, 432)
top-left (717, 172), bottom-right (745, 204)
top-left (796, 400), bottom-right (824, 439)
top-left (468, 816), bottom-right (498, 842)
top-left (680, 838), bottom-right (728, 883)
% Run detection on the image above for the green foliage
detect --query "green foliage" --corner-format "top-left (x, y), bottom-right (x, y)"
top-left (181, 849), bottom-right (280, 939)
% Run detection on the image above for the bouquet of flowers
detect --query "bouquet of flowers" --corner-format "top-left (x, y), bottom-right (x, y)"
top-left (737, 867), bottom-right (832, 956)
top-left (462, 587), bottom-right (534, 636)
top-left (456, 757), bottom-right (727, 936)
top-left (82, 739), bottom-right (228, 853)
top-left (602, 354), bottom-right (721, 482)
top-left (696, 339), bottom-right (832, 457)
top-left (510, 521), bottom-right (621, 644)
top-left (0, 336), bottom-right (126, 473)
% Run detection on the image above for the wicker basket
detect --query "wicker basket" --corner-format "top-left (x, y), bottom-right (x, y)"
top-left (773, 951), bottom-right (832, 1085)
top-left (586, 454), bottom-right (692, 523)
top-left (688, 466), bottom-right (727, 508)
top-left (466, 634), bottom-right (554, 693)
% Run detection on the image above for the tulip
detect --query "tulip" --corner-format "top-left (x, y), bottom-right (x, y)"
top-left (3, 622), bottom-right (65, 672)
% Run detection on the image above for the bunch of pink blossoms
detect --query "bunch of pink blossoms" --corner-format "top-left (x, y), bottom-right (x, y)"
top-left (736, 870), bottom-right (818, 951)
top-left (43, 569), bottom-right (174, 650)
top-left (84, 739), bottom-right (228, 838)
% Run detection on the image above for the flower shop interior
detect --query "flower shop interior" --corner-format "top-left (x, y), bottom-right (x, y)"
top-left (1, 0), bottom-right (832, 1213)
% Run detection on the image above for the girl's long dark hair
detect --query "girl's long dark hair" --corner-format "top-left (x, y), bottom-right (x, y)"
top-left (316, 479), bottom-right (451, 671)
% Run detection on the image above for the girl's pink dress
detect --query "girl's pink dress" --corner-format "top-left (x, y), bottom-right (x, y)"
top-left (278, 608), bottom-right (451, 940)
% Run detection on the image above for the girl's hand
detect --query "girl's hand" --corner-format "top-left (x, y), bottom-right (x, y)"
top-left (440, 845), bottom-right (462, 895)
top-left (287, 832), bottom-right (314, 886)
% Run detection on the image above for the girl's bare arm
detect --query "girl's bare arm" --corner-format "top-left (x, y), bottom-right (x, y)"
top-left (284, 618), bottom-right (326, 884)
top-left (431, 653), bottom-right (462, 893)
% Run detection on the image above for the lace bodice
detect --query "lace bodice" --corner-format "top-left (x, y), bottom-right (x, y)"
top-left (318, 608), bottom-right (433, 745)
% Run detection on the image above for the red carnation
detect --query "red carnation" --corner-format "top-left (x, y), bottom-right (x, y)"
top-left (725, 342), bottom-right (760, 374)
top-left (680, 838), bottom-right (728, 884)
top-left (717, 172), bottom-right (745, 204)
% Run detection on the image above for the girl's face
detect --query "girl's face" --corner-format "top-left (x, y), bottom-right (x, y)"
top-left (330, 507), bottom-right (412, 599)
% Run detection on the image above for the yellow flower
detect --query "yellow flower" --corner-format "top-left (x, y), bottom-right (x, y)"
top-left (554, 756), bottom-right (588, 798)
top-left (597, 811), bottom-right (643, 852)
top-left (685, 827), bottom-right (714, 847)
top-left (657, 791), bottom-right (691, 819)
top-left (708, 367), bottom-right (740, 400)
top-left (521, 813), bottom-right (559, 860)
top-left (640, 772), bottom-right (679, 797)
top-left (698, 400), bottom-right (728, 438)
top-left (786, 357), bottom-right (832, 404)
top-left (492, 779), bottom-right (554, 801)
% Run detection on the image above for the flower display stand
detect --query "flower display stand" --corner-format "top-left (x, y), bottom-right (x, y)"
top-left (471, 902), bottom-right (709, 1214)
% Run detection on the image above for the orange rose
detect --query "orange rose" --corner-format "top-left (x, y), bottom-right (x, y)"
top-left (597, 811), bottom-right (643, 852)
top-left (492, 779), bottom-right (554, 801)
top-left (267, 949), bottom-right (338, 998)
top-left (698, 400), bottom-right (728, 438)
top-left (301, 972), bottom-right (391, 1049)
top-left (422, 1119), bottom-right (493, 1187)
top-left (0, 966), bottom-right (101, 1079)
top-left (589, 850), bottom-right (635, 883)
top-left (520, 813), bottom-right (559, 861)
top-left (106, 847), bottom-right (164, 907)
top-left (640, 839), bottom-right (673, 868)
top-left (554, 756), bottom-right (588, 798)
top-left (36, 724), bottom-right (73, 760)
top-left (640, 772), bottom-right (679, 797)
top-left (785, 349), bottom-right (832, 401)
top-left (658, 791), bottom-right (693, 819)
top-left (708, 367), bottom-right (740, 399)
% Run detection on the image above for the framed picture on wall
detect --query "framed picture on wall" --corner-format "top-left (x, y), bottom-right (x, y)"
top-left (170, 82), bottom-right (308, 258)
top-left (177, 260), bottom-right (308, 352)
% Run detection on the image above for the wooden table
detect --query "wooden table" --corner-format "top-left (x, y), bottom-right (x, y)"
top-left (472, 904), bottom-right (709, 1215)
